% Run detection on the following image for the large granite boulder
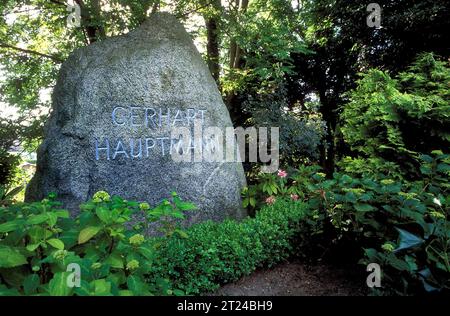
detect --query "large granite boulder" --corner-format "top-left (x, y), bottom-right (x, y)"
top-left (26, 12), bottom-right (247, 224)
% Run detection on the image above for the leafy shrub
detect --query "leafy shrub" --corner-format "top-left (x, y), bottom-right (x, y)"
top-left (243, 87), bottom-right (325, 165)
top-left (149, 198), bottom-right (307, 294)
top-left (0, 189), bottom-right (307, 295)
top-left (340, 53), bottom-right (450, 178)
top-left (0, 191), bottom-right (195, 296)
top-left (246, 150), bottom-right (449, 295)
top-left (291, 155), bottom-right (449, 294)
top-left (336, 156), bottom-right (404, 181)
top-left (241, 165), bottom-right (322, 212)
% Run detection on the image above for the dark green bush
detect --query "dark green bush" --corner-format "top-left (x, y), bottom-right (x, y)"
top-left (340, 53), bottom-right (450, 178)
top-left (0, 117), bottom-right (28, 187)
top-left (0, 149), bottom-right (20, 188)
top-left (245, 149), bottom-right (449, 295)
top-left (148, 198), bottom-right (307, 294)
top-left (242, 86), bottom-right (325, 164)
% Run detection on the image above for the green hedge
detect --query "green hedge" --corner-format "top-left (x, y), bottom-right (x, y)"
top-left (0, 192), bottom-right (306, 296)
top-left (149, 198), bottom-right (307, 294)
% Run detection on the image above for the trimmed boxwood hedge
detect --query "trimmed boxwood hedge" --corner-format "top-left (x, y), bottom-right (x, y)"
top-left (149, 198), bottom-right (307, 294)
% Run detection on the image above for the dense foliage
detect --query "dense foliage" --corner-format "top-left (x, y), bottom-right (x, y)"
top-left (0, 191), bottom-right (306, 295)
top-left (246, 151), bottom-right (450, 295)
top-left (1, 0), bottom-right (449, 297)
top-left (0, 191), bottom-right (196, 295)
top-left (341, 53), bottom-right (450, 178)
top-left (150, 198), bottom-right (306, 294)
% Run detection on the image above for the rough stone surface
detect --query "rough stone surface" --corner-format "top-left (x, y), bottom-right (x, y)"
top-left (26, 12), bottom-right (247, 224)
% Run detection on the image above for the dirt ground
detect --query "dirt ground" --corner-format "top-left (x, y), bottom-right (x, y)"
top-left (213, 260), bottom-right (368, 296)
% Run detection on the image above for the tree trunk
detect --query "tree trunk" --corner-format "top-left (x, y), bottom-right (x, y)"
top-left (236, 0), bottom-right (249, 65)
top-left (226, 0), bottom-right (249, 124)
top-left (228, 0), bottom-right (248, 70)
top-left (75, 0), bottom-right (105, 44)
top-left (205, 0), bottom-right (222, 85)
top-left (318, 93), bottom-right (337, 177)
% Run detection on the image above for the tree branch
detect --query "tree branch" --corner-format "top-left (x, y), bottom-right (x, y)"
top-left (0, 43), bottom-right (63, 63)
top-left (176, 3), bottom-right (211, 19)
top-left (49, 0), bottom-right (65, 6)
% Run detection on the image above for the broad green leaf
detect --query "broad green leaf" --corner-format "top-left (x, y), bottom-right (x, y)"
top-left (177, 201), bottom-right (197, 211)
top-left (344, 192), bottom-right (357, 203)
top-left (48, 272), bottom-right (73, 296)
top-left (437, 163), bottom-right (450, 173)
top-left (26, 213), bottom-right (49, 225)
top-left (59, 230), bottom-right (79, 249)
top-left (420, 166), bottom-right (432, 175)
top-left (127, 275), bottom-right (144, 294)
top-left (420, 154), bottom-right (433, 163)
top-left (80, 203), bottom-right (95, 211)
top-left (47, 238), bottom-right (64, 250)
top-left (95, 207), bottom-right (110, 223)
top-left (418, 268), bottom-right (440, 292)
top-left (55, 210), bottom-right (70, 218)
top-left (173, 195), bottom-right (197, 211)
top-left (0, 221), bottom-right (20, 233)
top-left (0, 245), bottom-right (27, 268)
top-left (394, 228), bottom-right (424, 252)
top-left (386, 253), bottom-right (409, 271)
top-left (46, 213), bottom-right (58, 226)
top-left (364, 248), bottom-right (379, 261)
top-left (354, 203), bottom-right (375, 212)
top-left (0, 266), bottom-right (27, 287)
top-left (138, 246), bottom-right (154, 260)
top-left (431, 150), bottom-right (444, 156)
top-left (91, 279), bottom-right (112, 296)
top-left (26, 243), bottom-right (41, 252)
top-left (171, 211), bottom-right (185, 219)
top-left (28, 226), bottom-right (52, 243)
top-left (78, 226), bottom-right (102, 244)
top-left (175, 229), bottom-right (188, 239)
top-left (23, 274), bottom-right (40, 295)
top-left (106, 271), bottom-right (126, 285)
top-left (0, 284), bottom-right (20, 296)
top-left (105, 253), bottom-right (124, 269)
top-left (73, 280), bottom-right (91, 296)
top-left (119, 290), bottom-right (134, 296)
top-left (404, 255), bottom-right (418, 272)
top-left (381, 182), bottom-right (402, 193)
top-left (173, 289), bottom-right (185, 296)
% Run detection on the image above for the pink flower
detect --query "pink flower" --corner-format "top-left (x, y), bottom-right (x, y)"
top-left (265, 196), bottom-right (276, 205)
top-left (277, 169), bottom-right (287, 178)
top-left (290, 194), bottom-right (299, 201)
